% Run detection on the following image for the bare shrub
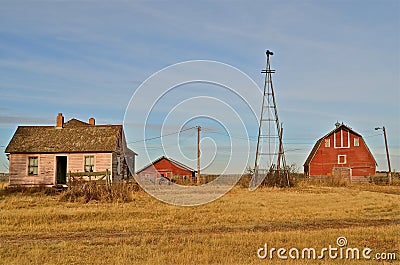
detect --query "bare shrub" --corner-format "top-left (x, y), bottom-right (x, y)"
top-left (0, 185), bottom-right (58, 196)
top-left (297, 176), bottom-right (348, 187)
top-left (59, 182), bottom-right (139, 203)
top-left (238, 174), bottom-right (251, 188)
top-left (238, 164), bottom-right (301, 188)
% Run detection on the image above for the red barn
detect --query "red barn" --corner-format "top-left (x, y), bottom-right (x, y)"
top-left (136, 156), bottom-right (196, 180)
top-left (304, 123), bottom-right (377, 182)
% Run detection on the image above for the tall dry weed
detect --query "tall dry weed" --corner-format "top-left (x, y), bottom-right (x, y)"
top-left (59, 182), bottom-right (140, 203)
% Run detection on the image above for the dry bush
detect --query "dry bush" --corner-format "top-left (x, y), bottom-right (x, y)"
top-left (172, 175), bottom-right (219, 185)
top-left (369, 175), bottom-right (390, 185)
top-left (59, 182), bottom-right (139, 203)
top-left (297, 176), bottom-right (348, 187)
top-left (0, 181), bottom-right (9, 190)
top-left (322, 176), bottom-right (348, 187)
top-left (0, 185), bottom-right (58, 196)
top-left (254, 164), bottom-right (300, 188)
top-left (171, 176), bottom-right (196, 186)
top-left (237, 172), bottom-right (303, 189)
top-left (393, 172), bottom-right (400, 186)
top-left (237, 174), bottom-right (251, 188)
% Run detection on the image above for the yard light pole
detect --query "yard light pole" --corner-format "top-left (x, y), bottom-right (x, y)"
top-left (196, 126), bottom-right (201, 185)
top-left (375, 126), bottom-right (392, 184)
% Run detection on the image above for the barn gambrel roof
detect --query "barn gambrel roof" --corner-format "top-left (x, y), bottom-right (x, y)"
top-left (304, 123), bottom-right (377, 167)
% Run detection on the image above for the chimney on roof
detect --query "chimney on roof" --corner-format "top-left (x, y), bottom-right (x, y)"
top-left (56, 113), bottom-right (64, 128)
top-left (89, 117), bottom-right (95, 125)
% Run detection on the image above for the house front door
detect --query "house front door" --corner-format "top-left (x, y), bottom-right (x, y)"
top-left (56, 156), bottom-right (67, 184)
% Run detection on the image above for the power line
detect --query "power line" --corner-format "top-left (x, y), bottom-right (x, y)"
top-left (128, 126), bottom-right (196, 144)
top-left (188, 127), bottom-right (317, 143)
top-left (129, 127), bottom-right (385, 153)
top-left (203, 129), bottom-right (258, 141)
top-left (364, 133), bottom-right (383, 138)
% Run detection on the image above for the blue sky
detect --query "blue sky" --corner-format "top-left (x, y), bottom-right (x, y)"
top-left (0, 0), bottom-right (399, 173)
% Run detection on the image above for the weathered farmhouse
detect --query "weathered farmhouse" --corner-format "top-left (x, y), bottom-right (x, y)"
top-left (304, 122), bottom-right (377, 182)
top-left (5, 113), bottom-right (136, 186)
top-left (136, 156), bottom-right (196, 180)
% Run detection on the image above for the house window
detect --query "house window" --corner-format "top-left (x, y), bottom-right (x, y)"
top-left (28, 157), bottom-right (38, 175)
top-left (354, 138), bottom-right (359, 147)
top-left (84, 156), bottom-right (94, 172)
top-left (338, 155), bottom-right (346, 164)
top-left (325, 139), bottom-right (330, 148)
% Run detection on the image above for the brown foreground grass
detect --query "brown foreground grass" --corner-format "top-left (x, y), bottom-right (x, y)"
top-left (0, 185), bottom-right (399, 265)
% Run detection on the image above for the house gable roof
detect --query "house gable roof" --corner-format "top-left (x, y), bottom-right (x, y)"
top-left (304, 123), bottom-right (377, 167)
top-left (5, 119), bottom-right (126, 153)
top-left (136, 156), bottom-right (196, 174)
top-left (64, 118), bottom-right (90, 127)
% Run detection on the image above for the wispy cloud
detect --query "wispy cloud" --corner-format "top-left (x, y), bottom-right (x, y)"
top-left (0, 115), bottom-right (53, 125)
top-left (0, 1), bottom-right (398, 172)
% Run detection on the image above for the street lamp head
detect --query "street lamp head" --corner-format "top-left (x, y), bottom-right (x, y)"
top-left (375, 127), bottom-right (381, 131)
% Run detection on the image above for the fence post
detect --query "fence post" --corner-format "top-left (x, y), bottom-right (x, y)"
top-left (68, 171), bottom-right (71, 190)
top-left (106, 169), bottom-right (110, 188)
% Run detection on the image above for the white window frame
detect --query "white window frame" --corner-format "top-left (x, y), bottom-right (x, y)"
top-left (338, 155), bottom-right (347, 164)
top-left (354, 137), bottom-right (359, 147)
top-left (84, 155), bottom-right (95, 172)
top-left (325, 139), bottom-right (330, 148)
top-left (334, 130), bottom-right (350, 149)
top-left (28, 156), bottom-right (39, 176)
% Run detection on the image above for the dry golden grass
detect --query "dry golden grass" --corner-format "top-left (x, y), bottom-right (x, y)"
top-left (0, 184), bottom-right (399, 264)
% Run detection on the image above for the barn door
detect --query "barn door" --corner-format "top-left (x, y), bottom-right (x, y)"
top-left (332, 167), bottom-right (351, 178)
top-left (56, 156), bottom-right (67, 184)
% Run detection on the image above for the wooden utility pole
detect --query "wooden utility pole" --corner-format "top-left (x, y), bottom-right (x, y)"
top-left (376, 126), bottom-right (392, 184)
top-left (383, 126), bottom-right (392, 184)
top-left (196, 126), bottom-right (201, 185)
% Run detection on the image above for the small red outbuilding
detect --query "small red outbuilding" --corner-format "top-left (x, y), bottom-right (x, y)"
top-left (304, 123), bottom-right (377, 180)
top-left (136, 156), bottom-right (196, 180)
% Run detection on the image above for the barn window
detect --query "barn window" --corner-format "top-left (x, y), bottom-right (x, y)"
top-left (338, 155), bottom-right (346, 164)
top-left (334, 130), bottom-right (350, 148)
top-left (84, 156), bottom-right (94, 172)
top-left (325, 139), bottom-right (330, 147)
top-left (28, 157), bottom-right (38, 175)
top-left (354, 138), bottom-right (359, 147)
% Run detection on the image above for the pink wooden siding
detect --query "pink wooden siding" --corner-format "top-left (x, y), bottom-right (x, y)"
top-left (9, 154), bottom-right (55, 186)
top-left (67, 153), bottom-right (112, 173)
top-left (9, 153), bottom-right (112, 186)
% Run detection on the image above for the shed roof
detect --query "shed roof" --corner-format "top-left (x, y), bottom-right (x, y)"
top-left (5, 119), bottom-right (129, 154)
top-left (304, 123), bottom-right (376, 166)
top-left (136, 156), bottom-right (196, 174)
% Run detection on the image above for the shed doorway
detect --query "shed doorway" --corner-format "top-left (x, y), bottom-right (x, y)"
top-left (56, 156), bottom-right (67, 184)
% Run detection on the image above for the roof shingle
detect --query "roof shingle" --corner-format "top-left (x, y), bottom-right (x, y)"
top-left (5, 120), bottom-right (123, 153)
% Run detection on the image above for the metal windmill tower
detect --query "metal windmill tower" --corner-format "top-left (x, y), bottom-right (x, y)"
top-left (252, 50), bottom-right (290, 188)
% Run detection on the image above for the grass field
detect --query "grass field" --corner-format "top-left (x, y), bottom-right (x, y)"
top-left (0, 184), bottom-right (399, 264)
